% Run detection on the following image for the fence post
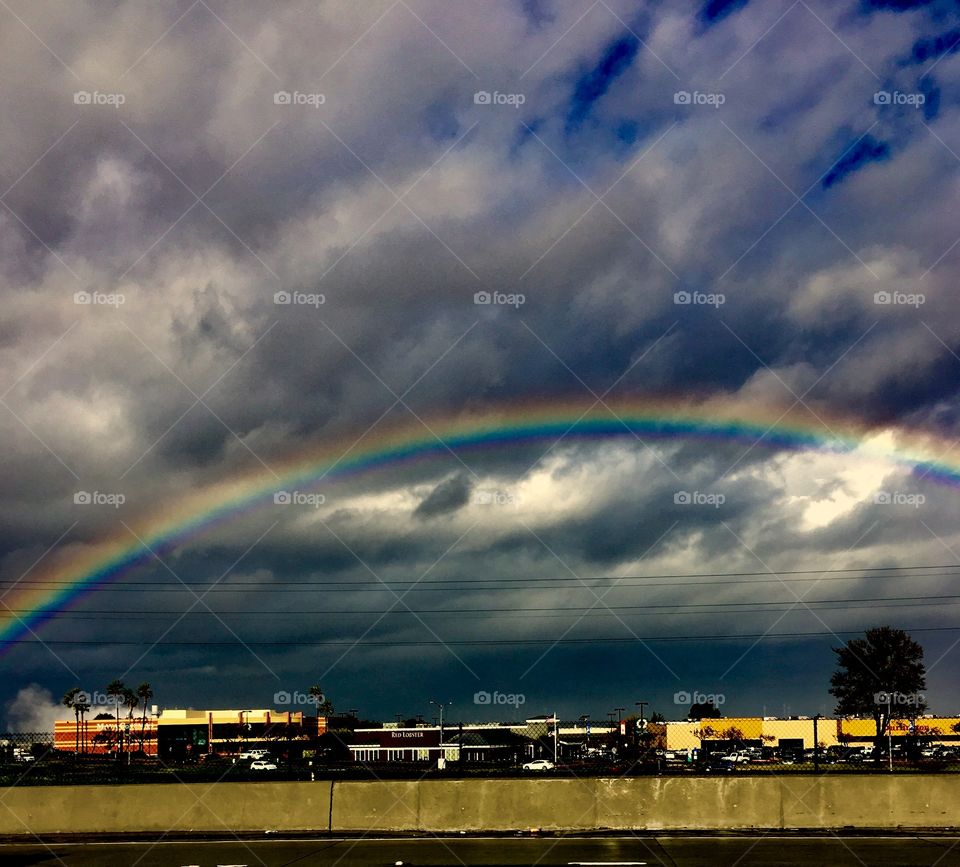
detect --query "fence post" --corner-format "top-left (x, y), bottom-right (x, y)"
top-left (813, 715), bottom-right (820, 772)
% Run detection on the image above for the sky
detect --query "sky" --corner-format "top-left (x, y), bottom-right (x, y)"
top-left (2, 0), bottom-right (960, 730)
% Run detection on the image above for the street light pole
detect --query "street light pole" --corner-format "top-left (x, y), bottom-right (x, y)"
top-left (430, 701), bottom-right (451, 764)
top-left (554, 712), bottom-right (558, 765)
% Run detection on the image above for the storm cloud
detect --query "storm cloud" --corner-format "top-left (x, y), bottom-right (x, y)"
top-left (1, 0), bottom-right (960, 722)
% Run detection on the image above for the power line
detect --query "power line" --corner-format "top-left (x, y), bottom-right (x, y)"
top-left (2, 563), bottom-right (959, 593)
top-left (7, 625), bottom-right (960, 646)
top-left (11, 593), bottom-right (960, 618)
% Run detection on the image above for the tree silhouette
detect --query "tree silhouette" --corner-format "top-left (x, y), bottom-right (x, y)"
top-left (308, 684), bottom-right (334, 716)
top-left (75, 694), bottom-right (90, 754)
top-left (136, 683), bottom-right (153, 752)
top-left (62, 687), bottom-right (81, 754)
top-left (105, 680), bottom-right (125, 757)
top-left (830, 626), bottom-right (927, 745)
top-left (688, 701), bottom-right (722, 720)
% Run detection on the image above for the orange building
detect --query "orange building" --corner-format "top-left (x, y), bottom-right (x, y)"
top-left (55, 717), bottom-right (158, 756)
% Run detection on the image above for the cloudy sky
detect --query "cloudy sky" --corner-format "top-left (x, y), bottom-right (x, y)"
top-left (2, 0), bottom-right (960, 729)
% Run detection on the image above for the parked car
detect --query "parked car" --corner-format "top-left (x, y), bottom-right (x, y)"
top-left (522, 759), bottom-right (555, 771)
top-left (702, 758), bottom-right (736, 773)
top-left (250, 759), bottom-right (278, 771)
top-left (239, 749), bottom-right (269, 760)
top-left (719, 751), bottom-right (751, 763)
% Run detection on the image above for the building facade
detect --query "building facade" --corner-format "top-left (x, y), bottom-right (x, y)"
top-left (54, 717), bottom-right (158, 756)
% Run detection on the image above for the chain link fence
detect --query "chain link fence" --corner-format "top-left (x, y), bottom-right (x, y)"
top-left (2, 715), bottom-right (960, 786)
top-left (638, 716), bottom-right (960, 773)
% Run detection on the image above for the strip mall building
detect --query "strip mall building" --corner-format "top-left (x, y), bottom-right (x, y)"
top-left (655, 716), bottom-right (960, 752)
top-left (54, 708), bottom-right (319, 758)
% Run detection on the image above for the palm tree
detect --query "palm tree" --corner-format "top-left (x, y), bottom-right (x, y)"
top-left (308, 684), bottom-right (333, 741)
top-left (308, 684), bottom-right (333, 715)
top-left (62, 687), bottom-right (81, 754)
top-left (106, 679), bottom-right (125, 757)
top-left (122, 688), bottom-right (138, 753)
top-left (75, 695), bottom-right (90, 754)
top-left (136, 683), bottom-right (153, 753)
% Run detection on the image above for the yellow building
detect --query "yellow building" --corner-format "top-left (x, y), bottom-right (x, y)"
top-left (660, 716), bottom-right (960, 752)
top-left (838, 716), bottom-right (960, 744)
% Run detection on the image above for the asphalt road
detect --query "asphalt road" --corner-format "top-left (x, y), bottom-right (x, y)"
top-left (3, 836), bottom-right (960, 866)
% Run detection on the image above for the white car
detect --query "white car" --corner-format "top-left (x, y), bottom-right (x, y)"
top-left (719, 752), bottom-right (750, 763)
top-left (239, 749), bottom-right (269, 760)
top-left (522, 759), bottom-right (555, 771)
top-left (250, 759), bottom-right (278, 770)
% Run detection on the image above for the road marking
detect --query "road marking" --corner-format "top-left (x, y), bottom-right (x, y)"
top-left (568, 862), bottom-right (647, 865)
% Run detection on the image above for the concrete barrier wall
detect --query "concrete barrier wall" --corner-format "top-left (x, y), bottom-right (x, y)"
top-left (0, 776), bottom-right (956, 835)
top-left (329, 776), bottom-right (960, 832)
top-left (0, 782), bottom-right (332, 836)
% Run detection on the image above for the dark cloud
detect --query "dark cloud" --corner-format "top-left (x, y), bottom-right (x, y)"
top-left (567, 34), bottom-right (640, 128)
top-left (862, 0), bottom-right (936, 12)
top-left (822, 134), bottom-right (891, 188)
top-left (413, 473), bottom-right (472, 520)
top-left (700, 0), bottom-right (751, 26)
top-left (907, 28), bottom-right (960, 64)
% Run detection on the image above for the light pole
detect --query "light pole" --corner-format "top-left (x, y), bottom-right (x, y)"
top-left (635, 701), bottom-right (648, 723)
top-left (578, 715), bottom-right (590, 756)
top-left (430, 701), bottom-right (451, 761)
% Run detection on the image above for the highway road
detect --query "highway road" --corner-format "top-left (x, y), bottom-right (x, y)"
top-left (2, 835), bottom-right (960, 865)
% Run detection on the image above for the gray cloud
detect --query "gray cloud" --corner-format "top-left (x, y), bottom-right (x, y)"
top-left (1, 0), bottom-right (960, 720)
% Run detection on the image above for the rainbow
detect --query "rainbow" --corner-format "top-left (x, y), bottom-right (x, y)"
top-left (2, 396), bottom-right (957, 652)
